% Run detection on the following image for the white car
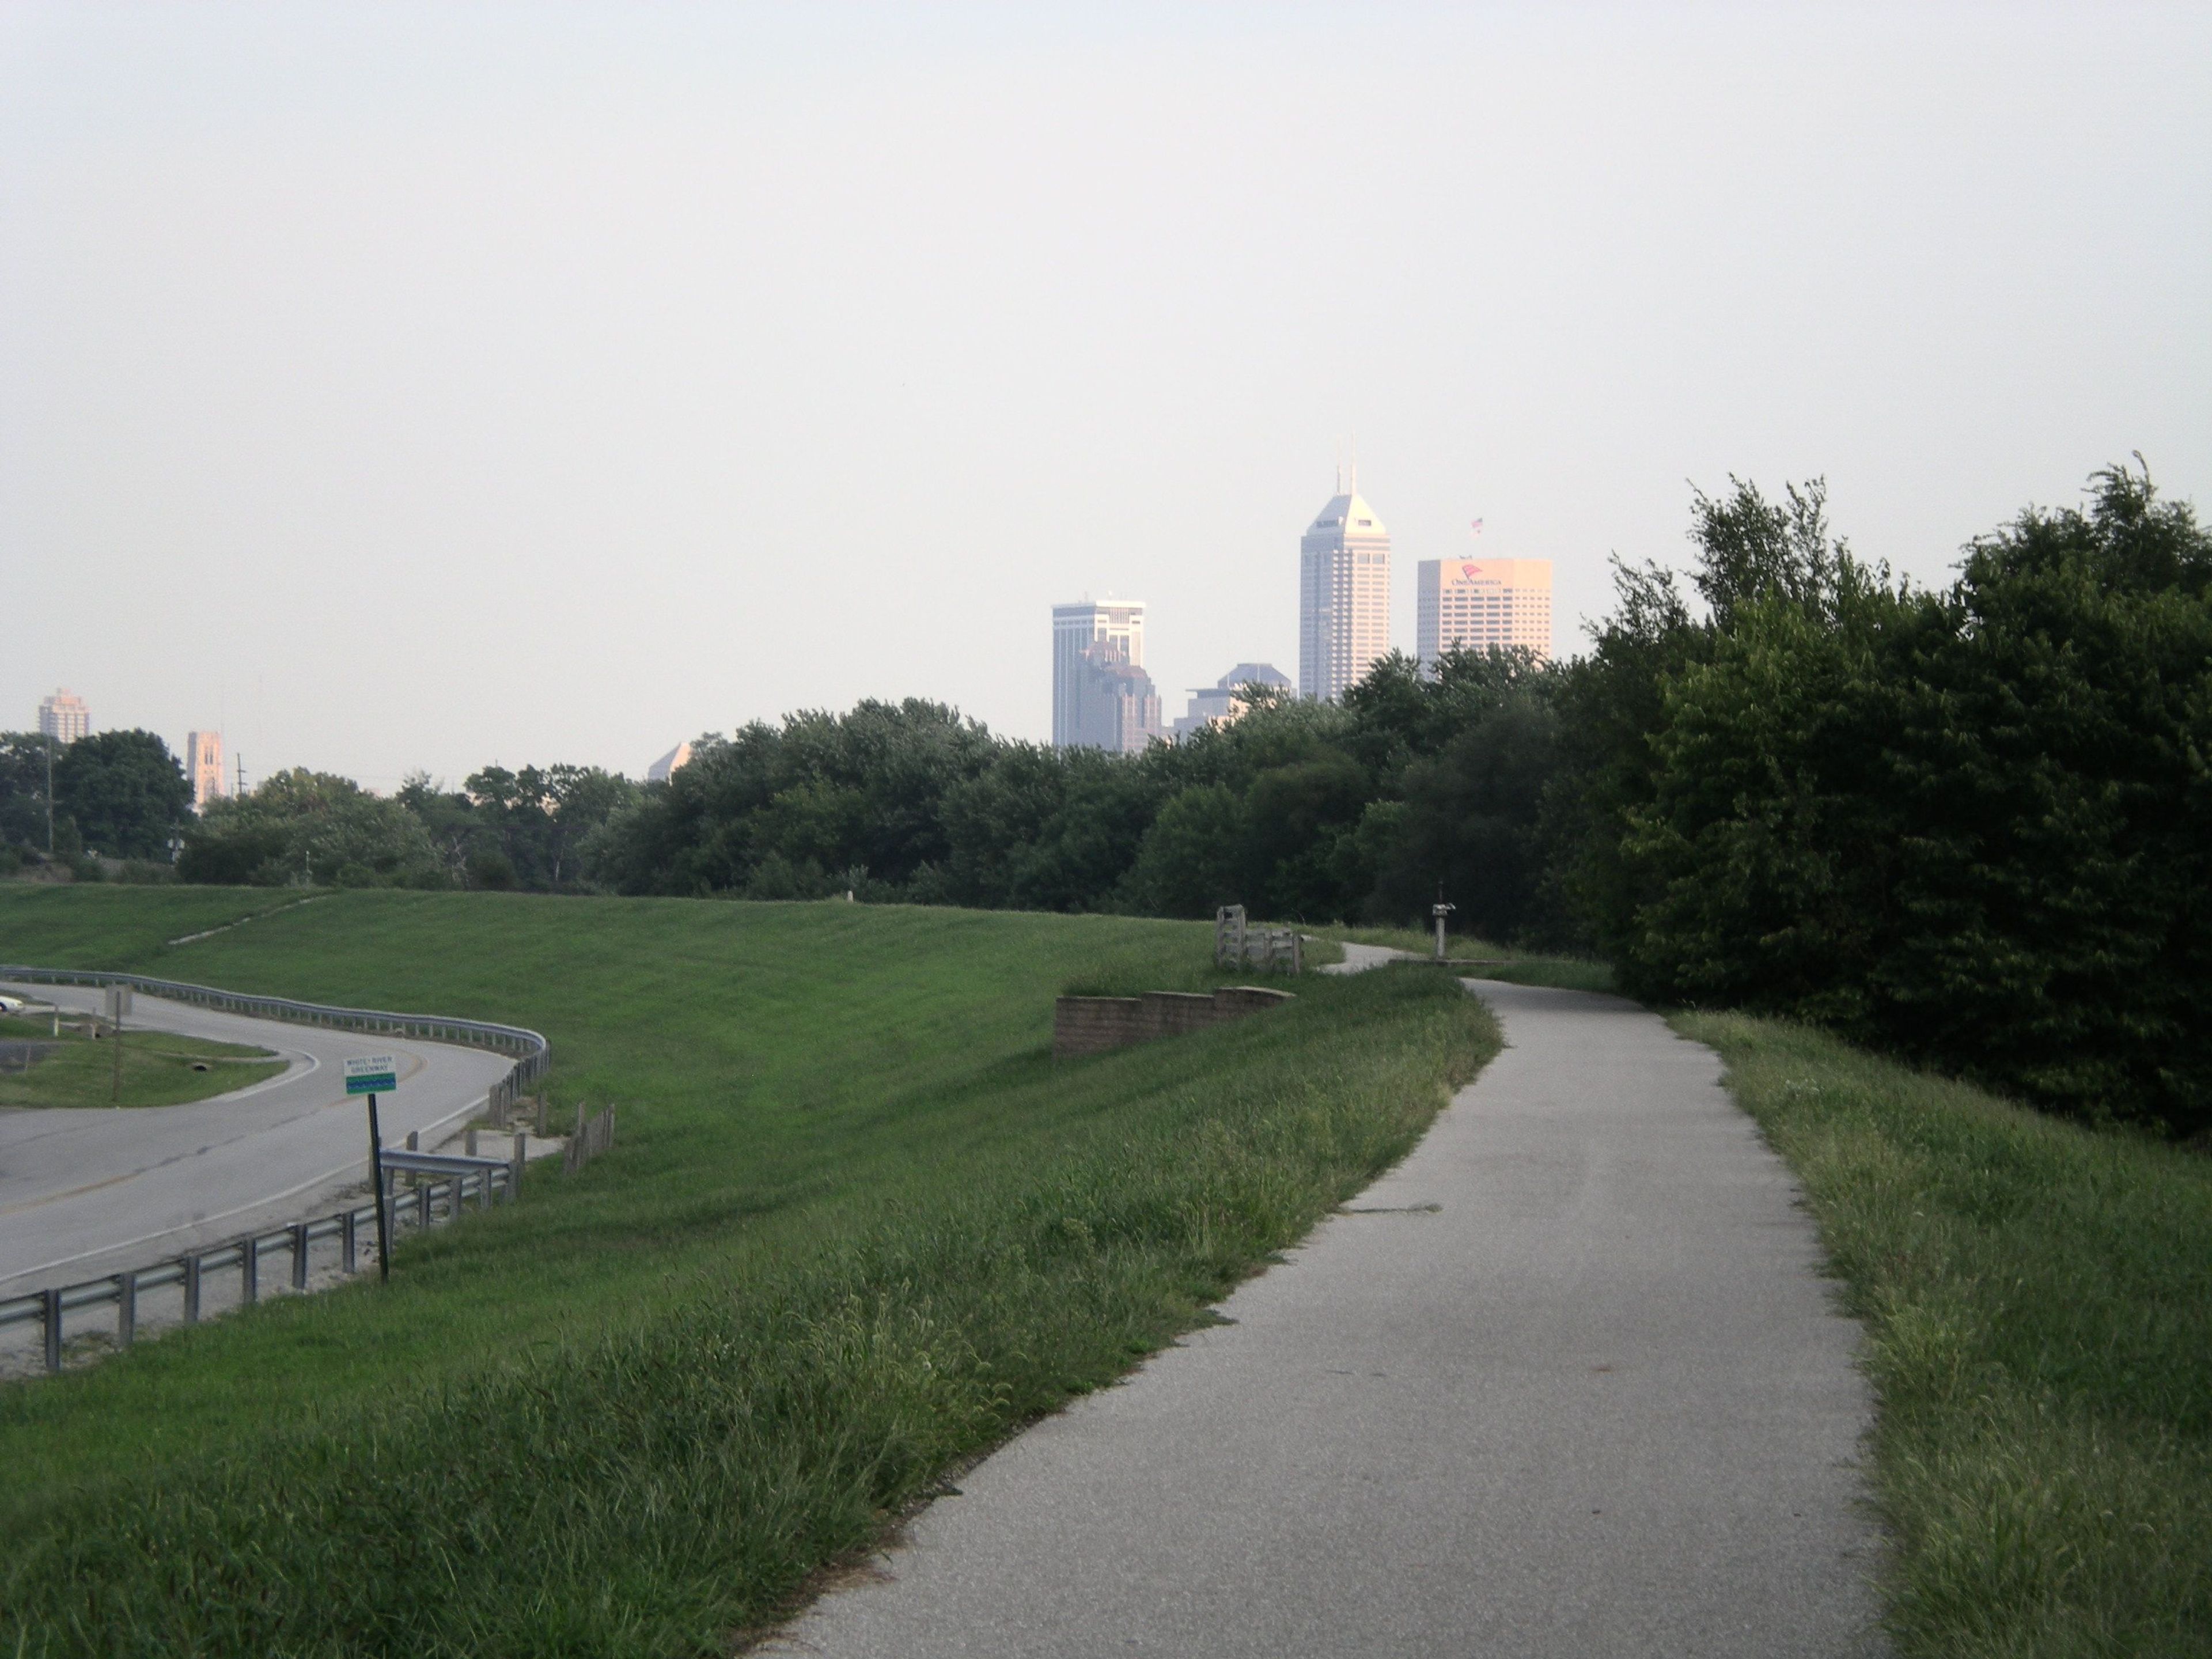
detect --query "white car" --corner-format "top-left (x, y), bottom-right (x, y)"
top-left (0, 993), bottom-right (26, 1016)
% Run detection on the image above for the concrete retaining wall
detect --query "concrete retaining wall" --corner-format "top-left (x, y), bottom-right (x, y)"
top-left (1053, 986), bottom-right (1295, 1057)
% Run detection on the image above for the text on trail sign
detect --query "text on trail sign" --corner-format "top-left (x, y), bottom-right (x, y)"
top-left (344, 1055), bottom-right (399, 1096)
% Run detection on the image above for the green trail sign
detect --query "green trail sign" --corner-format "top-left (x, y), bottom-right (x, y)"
top-left (344, 1054), bottom-right (399, 1096)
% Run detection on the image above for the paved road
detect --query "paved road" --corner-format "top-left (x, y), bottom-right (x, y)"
top-left (765, 980), bottom-right (1885, 1657)
top-left (0, 984), bottom-right (514, 1294)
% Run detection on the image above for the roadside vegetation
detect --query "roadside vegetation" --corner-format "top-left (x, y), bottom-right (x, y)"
top-left (1688, 1012), bottom-right (2212, 1658)
top-left (1318, 925), bottom-right (1618, 993)
top-left (0, 1009), bottom-right (281, 1108)
top-left (0, 884), bottom-right (1495, 1657)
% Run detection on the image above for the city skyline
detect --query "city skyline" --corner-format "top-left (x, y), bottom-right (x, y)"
top-left (6, 6), bottom-right (2203, 786)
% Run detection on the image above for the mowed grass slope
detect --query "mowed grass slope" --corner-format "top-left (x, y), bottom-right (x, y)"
top-left (0, 887), bottom-right (1496, 1657)
top-left (1683, 1012), bottom-right (2212, 1659)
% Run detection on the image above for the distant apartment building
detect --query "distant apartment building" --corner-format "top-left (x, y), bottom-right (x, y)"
top-left (1299, 476), bottom-right (1392, 700)
top-left (1416, 558), bottom-right (1554, 666)
top-left (1052, 600), bottom-right (1161, 753)
top-left (37, 688), bottom-right (89, 744)
top-left (1172, 662), bottom-right (1292, 741)
top-left (646, 742), bottom-right (694, 783)
top-left (184, 730), bottom-right (226, 809)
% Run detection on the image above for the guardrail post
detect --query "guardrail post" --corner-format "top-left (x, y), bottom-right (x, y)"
top-left (42, 1287), bottom-right (62, 1373)
top-left (241, 1237), bottom-right (258, 1305)
top-left (290, 1222), bottom-right (310, 1291)
top-left (511, 1130), bottom-right (525, 1202)
top-left (183, 1252), bottom-right (201, 1323)
top-left (417, 1181), bottom-right (431, 1230)
top-left (342, 1207), bottom-right (357, 1274)
top-left (116, 1271), bottom-right (135, 1346)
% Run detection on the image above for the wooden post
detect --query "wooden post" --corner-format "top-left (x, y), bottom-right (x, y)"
top-left (182, 1252), bottom-right (201, 1323)
top-left (342, 1207), bottom-right (358, 1274)
top-left (290, 1222), bottom-right (310, 1290)
top-left (510, 1129), bottom-right (525, 1202)
top-left (241, 1238), bottom-right (258, 1305)
top-left (116, 1271), bottom-right (135, 1346)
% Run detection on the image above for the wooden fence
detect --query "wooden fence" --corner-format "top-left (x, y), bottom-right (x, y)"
top-left (562, 1101), bottom-right (616, 1174)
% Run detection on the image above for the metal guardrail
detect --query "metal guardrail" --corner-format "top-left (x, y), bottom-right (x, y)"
top-left (0, 965), bottom-right (555, 1376)
top-left (0, 1152), bottom-right (521, 1374)
top-left (0, 963), bottom-right (550, 1119)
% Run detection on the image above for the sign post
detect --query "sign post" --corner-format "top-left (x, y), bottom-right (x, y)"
top-left (345, 1055), bottom-right (399, 1283)
top-left (104, 983), bottom-right (131, 1105)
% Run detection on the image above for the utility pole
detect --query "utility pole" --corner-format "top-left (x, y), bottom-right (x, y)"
top-left (44, 734), bottom-right (54, 855)
top-left (235, 753), bottom-right (245, 797)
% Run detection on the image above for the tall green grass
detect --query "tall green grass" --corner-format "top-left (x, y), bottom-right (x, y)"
top-left (1682, 1012), bottom-right (2212, 1658)
top-left (0, 888), bottom-right (1495, 1656)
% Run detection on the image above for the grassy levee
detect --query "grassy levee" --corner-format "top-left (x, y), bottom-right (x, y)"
top-left (1682, 1012), bottom-right (2212, 1658)
top-left (0, 884), bottom-right (305, 967)
top-left (0, 886), bottom-right (1496, 1657)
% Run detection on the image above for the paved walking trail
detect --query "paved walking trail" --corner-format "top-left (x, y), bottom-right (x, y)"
top-left (766, 978), bottom-right (1886, 1657)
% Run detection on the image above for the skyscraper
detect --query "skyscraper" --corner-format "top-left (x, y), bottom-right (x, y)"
top-left (1171, 662), bottom-right (1292, 741)
top-left (37, 689), bottom-right (89, 744)
top-left (1052, 600), bottom-right (1161, 752)
top-left (1299, 476), bottom-right (1391, 700)
top-left (185, 730), bottom-right (226, 809)
top-left (1416, 558), bottom-right (1554, 666)
top-left (646, 742), bottom-right (694, 783)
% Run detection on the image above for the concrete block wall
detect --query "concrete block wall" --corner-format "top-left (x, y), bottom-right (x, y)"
top-left (1053, 985), bottom-right (1295, 1057)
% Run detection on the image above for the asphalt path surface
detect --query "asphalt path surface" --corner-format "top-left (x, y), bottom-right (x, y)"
top-left (766, 978), bottom-right (1886, 1657)
top-left (0, 984), bottom-right (513, 1295)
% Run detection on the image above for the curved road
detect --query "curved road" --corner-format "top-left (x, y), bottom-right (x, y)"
top-left (766, 978), bottom-right (1886, 1657)
top-left (0, 984), bottom-right (514, 1294)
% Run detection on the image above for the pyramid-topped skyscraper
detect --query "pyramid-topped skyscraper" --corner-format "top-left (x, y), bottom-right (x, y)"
top-left (1298, 472), bottom-right (1391, 700)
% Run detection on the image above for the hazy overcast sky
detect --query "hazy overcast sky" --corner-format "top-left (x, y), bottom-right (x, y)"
top-left (5, 2), bottom-right (2207, 787)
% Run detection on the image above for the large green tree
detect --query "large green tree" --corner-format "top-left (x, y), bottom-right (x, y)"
top-left (180, 770), bottom-right (446, 888)
top-left (1595, 464), bottom-right (2212, 1134)
top-left (52, 729), bottom-right (192, 860)
top-left (0, 732), bottom-right (59, 852)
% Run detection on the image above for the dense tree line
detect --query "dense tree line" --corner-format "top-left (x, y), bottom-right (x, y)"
top-left (594, 464), bottom-right (2210, 1136)
top-left (175, 764), bottom-right (639, 891)
top-left (0, 729), bottom-right (192, 871)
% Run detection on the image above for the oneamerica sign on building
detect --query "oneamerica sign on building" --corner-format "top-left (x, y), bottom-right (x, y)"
top-left (1416, 556), bottom-right (1554, 667)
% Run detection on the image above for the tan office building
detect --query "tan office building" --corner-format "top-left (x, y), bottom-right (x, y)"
top-left (1300, 478), bottom-right (1392, 700)
top-left (185, 730), bottom-right (226, 809)
top-left (37, 688), bottom-right (89, 744)
top-left (1417, 558), bottom-right (1554, 666)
